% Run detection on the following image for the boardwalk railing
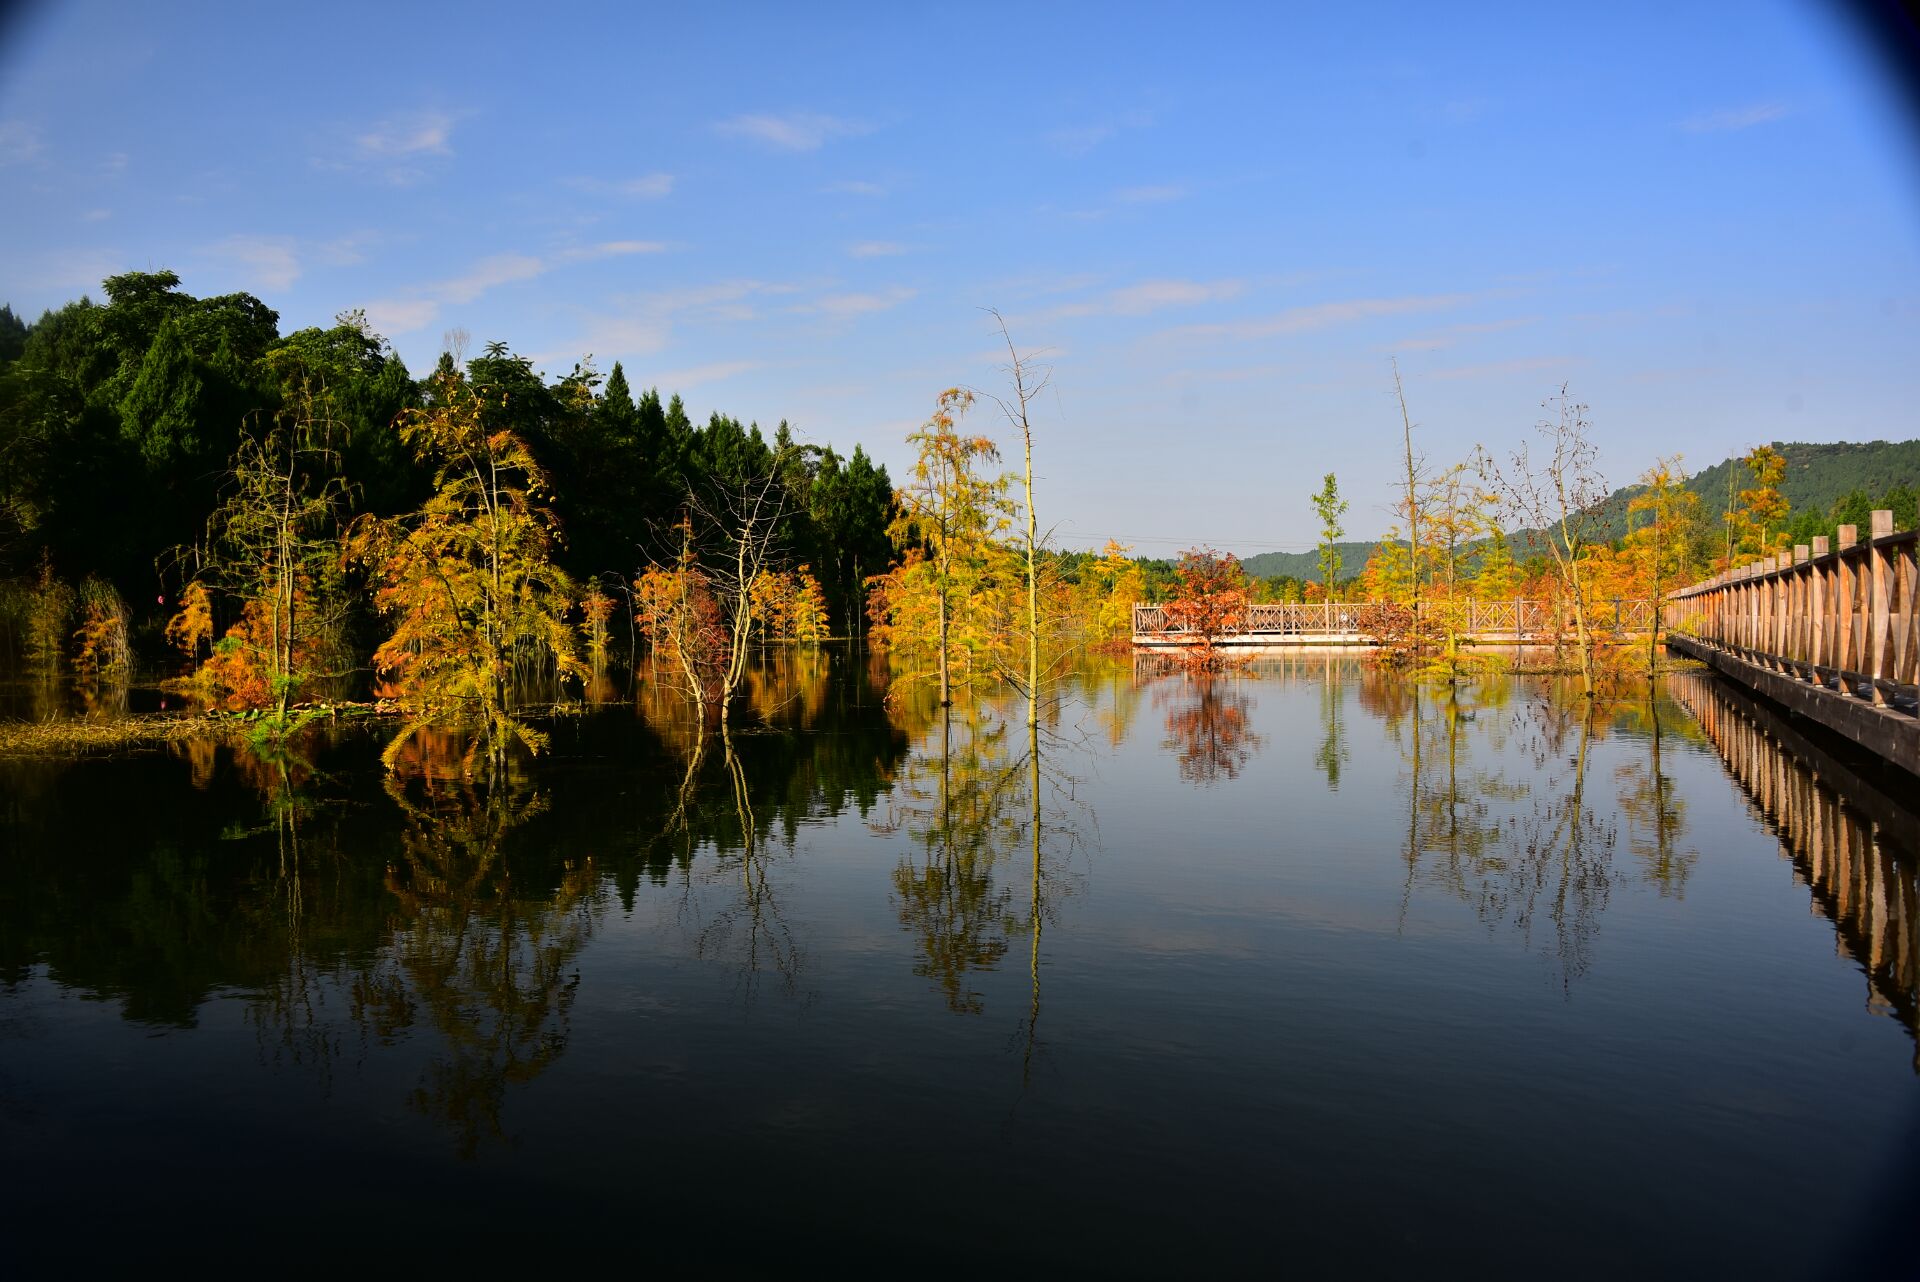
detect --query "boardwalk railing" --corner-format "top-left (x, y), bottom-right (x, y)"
top-left (1666, 511), bottom-right (1919, 710)
top-left (1132, 598), bottom-right (1655, 641)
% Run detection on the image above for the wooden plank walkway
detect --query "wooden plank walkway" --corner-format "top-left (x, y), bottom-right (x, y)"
top-left (1665, 510), bottom-right (1919, 778)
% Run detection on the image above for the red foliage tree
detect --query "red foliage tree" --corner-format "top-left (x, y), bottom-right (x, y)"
top-left (1164, 546), bottom-right (1249, 667)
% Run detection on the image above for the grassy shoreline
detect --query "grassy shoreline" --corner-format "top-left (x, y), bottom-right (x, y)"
top-left (0, 703), bottom-right (398, 757)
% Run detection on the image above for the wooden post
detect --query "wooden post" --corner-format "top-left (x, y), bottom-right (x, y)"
top-left (1868, 510), bottom-right (1892, 705)
top-left (1837, 524), bottom-right (1858, 688)
top-left (1810, 536), bottom-right (1830, 684)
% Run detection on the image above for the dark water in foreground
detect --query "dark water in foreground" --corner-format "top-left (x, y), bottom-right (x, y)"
top-left (2, 653), bottom-right (1917, 1275)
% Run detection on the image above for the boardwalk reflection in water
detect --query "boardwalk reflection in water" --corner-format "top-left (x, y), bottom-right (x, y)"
top-left (1671, 670), bottom-right (1920, 1068)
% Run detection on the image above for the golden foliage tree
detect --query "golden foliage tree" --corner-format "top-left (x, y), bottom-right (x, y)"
top-left (349, 372), bottom-right (584, 773)
top-left (880, 389), bottom-right (1011, 704)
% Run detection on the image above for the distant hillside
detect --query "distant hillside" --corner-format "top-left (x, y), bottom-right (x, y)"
top-left (1240, 543), bottom-right (1378, 582)
top-left (1239, 439), bottom-right (1919, 583)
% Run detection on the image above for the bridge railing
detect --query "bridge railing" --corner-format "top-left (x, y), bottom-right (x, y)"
top-left (1666, 510), bottom-right (1919, 708)
top-left (1131, 598), bottom-right (1653, 639)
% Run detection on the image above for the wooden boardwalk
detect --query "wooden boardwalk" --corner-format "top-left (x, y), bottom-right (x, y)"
top-left (1130, 598), bottom-right (1656, 649)
top-left (1665, 511), bottom-right (1918, 778)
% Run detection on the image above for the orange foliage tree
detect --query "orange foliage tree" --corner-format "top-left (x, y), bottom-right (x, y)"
top-left (1164, 547), bottom-right (1249, 668)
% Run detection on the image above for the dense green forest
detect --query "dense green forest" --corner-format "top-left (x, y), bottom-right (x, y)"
top-left (0, 274), bottom-right (897, 666)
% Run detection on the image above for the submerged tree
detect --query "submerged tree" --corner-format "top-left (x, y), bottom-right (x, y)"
top-left (1312, 472), bottom-right (1347, 596)
top-left (1489, 386), bottom-right (1611, 696)
top-left (1624, 456), bottom-right (1700, 673)
top-left (882, 389), bottom-right (1010, 705)
top-left (349, 371), bottom-right (584, 772)
top-left (168, 399), bottom-right (354, 728)
top-left (1164, 546), bottom-right (1249, 668)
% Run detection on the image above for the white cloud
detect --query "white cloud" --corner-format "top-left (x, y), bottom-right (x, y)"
top-left (1163, 292), bottom-right (1479, 342)
top-left (363, 298), bottom-right (442, 336)
top-left (1045, 124), bottom-right (1115, 155)
top-left (1115, 184), bottom-right (1187, 204)
top-left (715, 112), bottom-right (869, 152)
top-left (849, 240), bottom-right (908, 258)
top-left (1043, 109), bottom-right (1153, 156)
top-left (436, 253), bottom-right (544, 304)
top-left (1429, 355), bottom-right (1572, 381)
top-left (357, 109), bottom-right (456, 158)
top-left (567, 172), bottom-right (675, 199)
top-left (647, 360), bottom-right (760, 389)
top-left (0, 120), bottom-right (42, 166)
top-left (1391, 315), bottom-right (1540, 352)
top-left (82, 208), bottom-right (111, 223)
top-left (206, 234), bottom-right (303, 291)
top-left (1680, 102), bottom-right (1790, 134)
top-left (823, 179), bottom-right (887, 196)
top-left (12, 248), bottom-right (124, 293)
top-left (368, 242), bottom-right (667, 333)
top-left (563, 240), bottom-right (668, 260)
top-left (1025, 278), bottom-right (1245, 322)
top-left (793, 287), bottom-right (916, 318)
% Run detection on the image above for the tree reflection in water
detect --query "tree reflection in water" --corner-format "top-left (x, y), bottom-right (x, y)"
top-left (1389, 674), bottom-right (1622, 986)
top-left (877, 703), bottom-right (1022, 1014)
top-left (1611, 692), bottom-right (1697, 898)
top-left (1151, 667), bottom-right (1265, 786)
top-left (873, 677), bottom-right (1087, 1090)
top-left (362, 733), bottom-right (597, 1157)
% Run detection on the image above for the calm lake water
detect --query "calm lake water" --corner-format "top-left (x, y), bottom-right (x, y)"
top-left (3, 652), bottom-right (1917, 1275)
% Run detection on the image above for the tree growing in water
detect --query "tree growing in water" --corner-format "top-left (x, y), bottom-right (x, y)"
top-left (349, 372), bottom-right (584, 773)
top-left (1624, 455), bottom-right (1700, 673)
top-left (1164, 546), bottom-right (1249, 668)
top-left (1488, 386), bottom-right (1611, 696)
top-left (167, 398), bottom-right (354, 730)
top-left (883, 389), bottom-right (1008, 705)
top-left (1311, 472), bottom-right (1347, 596)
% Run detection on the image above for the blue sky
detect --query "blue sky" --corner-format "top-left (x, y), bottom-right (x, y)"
top-left (3, 1), bottom-right (1916, 554)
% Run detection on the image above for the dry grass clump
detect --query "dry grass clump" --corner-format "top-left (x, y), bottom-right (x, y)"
top-left (0, 716), bottom-right (215, 756)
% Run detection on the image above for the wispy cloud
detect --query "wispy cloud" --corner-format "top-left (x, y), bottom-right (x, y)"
top-left (435, 253), bottom-right (545, 304)
top-left (1429, 355), bottom-right (1572, 381)
top-left (363, 298), bottom-right (441, 336)
top-left (205, 234), bottom-right (303, 291)
top-left (1391, 315), bottom-right (1540, 352)
top-left (1115, 183), bottom-right (1187, 205)
top-left (715, 112), bottom-right (869, 152)
top-left (1043, 109), bottom-right (1153, 156)
top-left (822, 179), bottom-right (887, 196)
top-left (793, 287), bottom-right (916, 318)
top-left (1680, 102), bottom-right (1790, 134)
top-left (0, 120), bottom-right (42, 166)
top-left (558, 279), bottom-right (797, 363)
top-left (566, 172), bottom-right (675, 199)
top-left (647, 360), bottom-right (761, 389)
top-left (10, 247), bottom-right (125, 293)
top-left (357, 109), bottom-right (456, 158)
top-left (368, 242), bottom-right (666, 333)
top-left (848, 240), bottom-right (908, 258)
top-left (1032, 278), bottom-right (1245, 323)
top-left (317, 109), bottom-right (462, 185)
top-left (82, 208), bottom-right (111, 223)
top-left (1162, 292), bottom-right (1479, 342)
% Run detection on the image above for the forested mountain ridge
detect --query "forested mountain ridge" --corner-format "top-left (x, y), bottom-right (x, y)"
top-left (1242, 438), bottom-right (1920, 584)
